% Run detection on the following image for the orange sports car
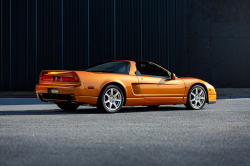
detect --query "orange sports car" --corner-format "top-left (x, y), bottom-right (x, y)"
top-left (35, 60), bottom-right (216, 113)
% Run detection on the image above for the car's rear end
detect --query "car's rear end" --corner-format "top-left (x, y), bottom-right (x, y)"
top-left (36, 70), bottom-right (82, 104)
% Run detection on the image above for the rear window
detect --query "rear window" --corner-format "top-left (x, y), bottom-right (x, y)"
top-left (85, 61), bottom-right (130, 74)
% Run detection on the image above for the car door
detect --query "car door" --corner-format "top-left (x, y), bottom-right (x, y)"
top-left (135, 61), bottom-right (185, 102)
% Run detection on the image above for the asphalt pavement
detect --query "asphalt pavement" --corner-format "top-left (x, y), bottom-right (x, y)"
top-left (0, 98), bottom-right (250, 166)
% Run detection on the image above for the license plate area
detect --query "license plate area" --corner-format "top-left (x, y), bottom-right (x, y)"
top-left (48, 88), bottom-right (58, 94)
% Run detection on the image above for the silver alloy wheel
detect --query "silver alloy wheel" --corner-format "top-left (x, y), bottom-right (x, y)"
top-left (189, 87), bottom-right (206, 109)
top-left (104, 88), bottom-right (122, 112)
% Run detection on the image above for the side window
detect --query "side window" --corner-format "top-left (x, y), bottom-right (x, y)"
top-left (136, 62), bottom-right (170, 77)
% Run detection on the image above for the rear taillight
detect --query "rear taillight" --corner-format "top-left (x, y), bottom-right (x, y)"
top-left (39, 72), bottom-right (53, 81)
top-left (61, 77), bottom-right (75, 82)
top-left (39, 72), bottom-right (79, 82)
top-left (72, 72), bottom-right (79, 82)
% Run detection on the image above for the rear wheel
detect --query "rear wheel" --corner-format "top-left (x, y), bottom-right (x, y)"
top-left (97, 85), bottom-right (124, 113)
top-left (56, 103), bottom-right (79, 111)
top-left (185, 85), bottom-right (206, 110)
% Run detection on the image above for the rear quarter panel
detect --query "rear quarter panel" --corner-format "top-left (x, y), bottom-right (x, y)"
top-left (75, 71), bottom-right (142, 98)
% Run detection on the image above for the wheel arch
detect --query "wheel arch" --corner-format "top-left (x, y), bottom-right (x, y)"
top-left (98, 82), bottom-right (127, 106)
top-left (188, 83), bottom-right (209, 103)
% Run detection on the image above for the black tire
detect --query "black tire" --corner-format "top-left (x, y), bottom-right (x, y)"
top-left (97, 85), bottom-right (124, 113)
top-left (56, 103), bottom-right (79, 111)
top-left (185, 85), bottom-right (207, 110)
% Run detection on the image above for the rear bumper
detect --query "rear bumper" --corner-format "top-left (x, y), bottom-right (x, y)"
top-left (35, 84), bottom-right (98, 105)
top-left (36, 84), bottom-right (82, 96)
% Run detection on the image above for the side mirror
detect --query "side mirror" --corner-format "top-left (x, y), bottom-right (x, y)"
top-left (171, 73), bottom-right (176, 80)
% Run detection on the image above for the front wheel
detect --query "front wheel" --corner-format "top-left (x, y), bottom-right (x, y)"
top-left (56, 103), bottom-right (79, 111)
top-left (185, 85), bottom-right (206, 110)
top-left (97, 85), bottom-right (124, 113)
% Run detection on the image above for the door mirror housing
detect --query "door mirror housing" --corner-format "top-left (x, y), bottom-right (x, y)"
top-left (171, 73), bottom-right (176, 80)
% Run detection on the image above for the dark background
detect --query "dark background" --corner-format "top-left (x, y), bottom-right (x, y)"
top-left (0, 0), bottom-right (249, 91)
top-left (188, 0), bottom-right (250, 88)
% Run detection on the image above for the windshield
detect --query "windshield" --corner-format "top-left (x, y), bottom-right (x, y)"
top-left (85, 61), bottom-right (130, 74)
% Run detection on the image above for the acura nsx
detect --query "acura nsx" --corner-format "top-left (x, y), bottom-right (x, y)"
top-left (35, 60), bottom-right (216, 113)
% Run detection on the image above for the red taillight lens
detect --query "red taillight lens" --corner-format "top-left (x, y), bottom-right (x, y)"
top-left (39, 72), bottom-right (43, 80)
top-left (72, 72), bottom-right (79, 82)
top-left (61, 72), bottom-right (79, 82)
top-left (42, 76), bottom-right (53, 81)
top-left (39, 72), bottom-right (53, 81)
top-left (62, 77), bottom-right (75, 82)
